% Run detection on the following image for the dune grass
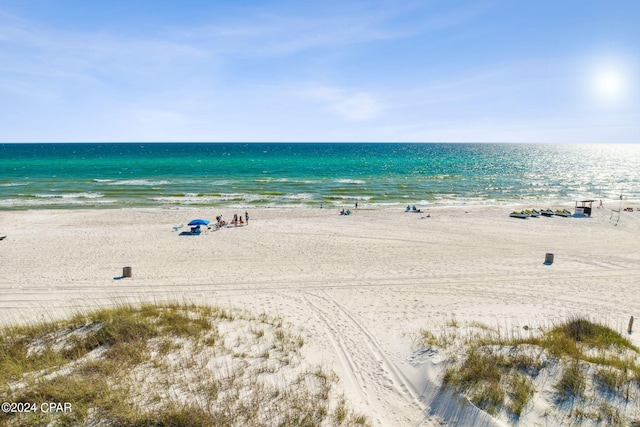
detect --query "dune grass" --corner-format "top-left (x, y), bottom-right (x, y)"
top-left (0, 303), bottom-right (370, 427)
top-left (420, 317), bottom-right (640, 423)
top-left (555, 360), bottom-right (586, 401)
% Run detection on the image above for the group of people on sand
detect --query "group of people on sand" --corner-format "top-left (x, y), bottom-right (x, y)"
top-left (211, 211), bottom-right (249, 229)
top-left (217, 211), bottom-right (249, 227)
top-left (231, 211), bottom-right (249, 226)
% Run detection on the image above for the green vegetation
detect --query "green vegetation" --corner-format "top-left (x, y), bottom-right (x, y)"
top-left (0, 303), bottom-right (370, 427)
top-left (555, 360), bottom-right (586, 401)
top-left (420, 317), bottom-right (640, 423)
top-left (506, 373), bottom-right (535, 417)
top-left (441, 345), bottom-right (532, 416)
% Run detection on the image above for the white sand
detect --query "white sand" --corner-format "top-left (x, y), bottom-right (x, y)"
top-left (1, 204), bottom-right (639, 426)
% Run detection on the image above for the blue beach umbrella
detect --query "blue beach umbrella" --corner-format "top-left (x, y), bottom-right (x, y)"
top-left (187, 219), bottom-right (210, 226)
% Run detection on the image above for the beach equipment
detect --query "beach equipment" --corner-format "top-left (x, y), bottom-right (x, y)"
top-left (574, 200), bottom-right (594, 217)
top-left (540, 209), bottom-right (554, 217)
top-left (179, 219), bottom-right (208, 236)
top-left (554, 209), bottom-right (572, 217)
top-left (544, 253), bottom-right (554, 265)
top-left (123, 266), bottom-right (132, 277)
top-left (509, 211), bottom-right (529, 218)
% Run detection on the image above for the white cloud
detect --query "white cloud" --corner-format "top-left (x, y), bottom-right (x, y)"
top-left (166, 3), bottom-right (427, 57)
top-left (304, 86), bottom-right (383, 121)
top-left (332, 92), bottom-right (382, 121)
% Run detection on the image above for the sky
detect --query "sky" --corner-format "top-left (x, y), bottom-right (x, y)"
top-left (1, 0), bottom-right (639, 143)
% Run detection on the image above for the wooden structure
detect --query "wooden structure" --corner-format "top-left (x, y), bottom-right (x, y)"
top-left (574, 200), bottom-right (595, 217)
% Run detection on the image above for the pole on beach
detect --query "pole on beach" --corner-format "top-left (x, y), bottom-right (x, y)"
top-left (629, 316), bottom-right (634, 334)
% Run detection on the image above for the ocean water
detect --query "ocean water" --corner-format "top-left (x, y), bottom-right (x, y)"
top-left (0, 143), bottom-right (638, 210)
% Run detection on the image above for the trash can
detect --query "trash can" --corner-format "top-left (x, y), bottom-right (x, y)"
top-left (544, 253), bottom-right (554, 265)
top-left (123, 266), bottom-right (132, 277)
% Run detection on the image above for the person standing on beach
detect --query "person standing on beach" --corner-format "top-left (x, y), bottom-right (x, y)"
top-left (245, 211), bottom-right (249, 224)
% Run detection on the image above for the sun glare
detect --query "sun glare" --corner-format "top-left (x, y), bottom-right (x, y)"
top-left (582, 52), bottom-right (638, 109)
top-left (594, 67), bottom-right (624, 100)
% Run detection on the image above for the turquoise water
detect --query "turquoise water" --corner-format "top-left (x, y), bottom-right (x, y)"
top-left (0, 143), bottom-right (638, 210)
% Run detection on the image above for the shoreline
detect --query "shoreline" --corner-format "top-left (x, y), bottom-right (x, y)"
top-left (2, 196), bottom-right (638, 212)
top-left (1, 204), bottom-right (639, 425)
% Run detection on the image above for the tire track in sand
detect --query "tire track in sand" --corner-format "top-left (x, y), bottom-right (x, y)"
top-left (299, 290), bottom-right (431, 426)
top-left (296, 293), bottom-right (369, 401)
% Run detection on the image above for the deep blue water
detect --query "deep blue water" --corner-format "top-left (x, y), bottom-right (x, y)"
top-left (0, 143), bottom-right (638, 210)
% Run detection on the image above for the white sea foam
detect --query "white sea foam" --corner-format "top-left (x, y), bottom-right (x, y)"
top-left (149, 192), bottom-right (321, 205)
top-left (108, 179), bottom-right (169, 186)
top-left (33, 192), bottom-right (104, 199)
top-left (328, 195), bottom-right (372, 201)
top-left (335, 179), bottom-right (366, 184)
top-left (217, 193), bottom-right (250, 201)
top-left (254, 178), bottom-right (290, 183)
top-left (0, 182), bottom-right (28, 187)
top-left (255, 178), bottom-right (321, 185)
top-left (150, 193), bottom-right (250, 205)
top-left (0, 197), bottom-right (114, 207)
top-left (284, 193), bottom-right (315, 200)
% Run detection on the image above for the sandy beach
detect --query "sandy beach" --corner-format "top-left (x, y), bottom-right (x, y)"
top-left (1, 204), bottom-right (639, 426)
